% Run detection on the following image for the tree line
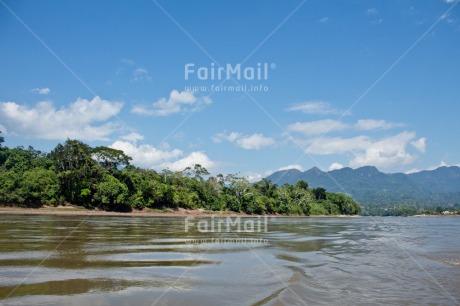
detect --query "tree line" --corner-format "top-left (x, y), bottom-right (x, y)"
top-left (0, 134), bottom-right (360, 215)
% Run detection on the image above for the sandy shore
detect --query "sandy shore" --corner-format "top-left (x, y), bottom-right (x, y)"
top-left (0, 206), bottom-right (361, 218)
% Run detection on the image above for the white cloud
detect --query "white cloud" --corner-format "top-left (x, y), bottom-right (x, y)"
top-left (132, 90), bottom-right (211, 116)
top-left (212, 131), bottom-right (241, 143)
top-left (445, 0), bottom-right (458, 3)
top-left (405, 168), bottom-right (420, 174)
top-left (288, 119), bottom-right (349, 136)
top-left (410, 137), bottom-right (426, 153)
top-left (120, 132), bottom-right (144, 143)
top-left (32, 87), bottom-right (50, 95)
top-left (246, 172), bottom-right (264, 183)
top-left (349, 132), bottom-right (418, 169)
top-left (111, 140), bottom-right (182, 169)
top-left (305, 131), bottom-right (423, 171)
top-left (111, 140), bottom-right (215, 172)
top-left (277, 164), bottom-right (304, 171)
top-left (132, 68), bottom-right (152, 82)
top-left (0, 97), bottom-right (123, 141)
top-left (356, 119), bottom-right (404, 131)
top-left (287, 101), bottom-right (349, 115)
top-left (213, 131), bottom-right (275, 150)
top-left (306, 135), bottom-right (369, 155)
top-left (328, 163), bottom-right (344, 171)
top-left (162, 151), bottom-right (216, 172)
top-left (236, 134), bottom-right (275, 150)
top-left (319, 17), bottom-right (329, 23)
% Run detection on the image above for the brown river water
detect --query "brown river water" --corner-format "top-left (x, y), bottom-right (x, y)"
top-left (0, 215), bottom-right (459, 305)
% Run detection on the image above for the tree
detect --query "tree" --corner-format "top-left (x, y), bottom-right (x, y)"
top-left (295, 180), bottom-right (308, 191)
top-left (92, 146), bottom-right (132, 171)
top-left (50, 140), bottom-right (99, 203)
top-left (0, 170), bottom-right (21, 204)
top-left (253, 178), bottom-right (277, 198)
top-left (313, 187), bottom-right (327, 201)
top-left (183, 164), bottom-right (210, 182)
top-left (51, 139), bottom-right (94, 172)
top-left (94, 174), bottom-right (129, 211)
top-left (228, 175), bottom-right (251, 212)
top-left (20, 168), bottom-right (59, 206)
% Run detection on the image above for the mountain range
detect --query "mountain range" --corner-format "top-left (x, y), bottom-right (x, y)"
top-left (265, 166), bottom-right (460, 207)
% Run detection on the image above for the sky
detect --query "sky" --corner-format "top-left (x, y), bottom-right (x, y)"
top-left (0, 0), bottom-right (459, 181)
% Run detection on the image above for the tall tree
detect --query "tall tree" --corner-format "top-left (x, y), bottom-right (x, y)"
top-left (92, 146), bottom-right (132, 171)
top-left (50, 139), bottom-right (97, 203)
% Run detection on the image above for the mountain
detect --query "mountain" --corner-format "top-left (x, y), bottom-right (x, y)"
top-left (265, 166), bottom-right (460, 207)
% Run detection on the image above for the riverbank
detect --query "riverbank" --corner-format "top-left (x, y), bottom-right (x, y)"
top-left (0, 205), bottom-right (361, 218)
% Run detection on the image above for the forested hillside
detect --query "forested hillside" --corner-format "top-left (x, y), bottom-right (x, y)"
top-left (266, 165), bottom-right (460, 215)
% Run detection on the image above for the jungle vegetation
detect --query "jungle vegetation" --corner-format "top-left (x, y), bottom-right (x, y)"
top-left (0, 133), bottom-right (360, 215)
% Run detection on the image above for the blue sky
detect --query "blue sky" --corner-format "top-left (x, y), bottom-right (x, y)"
top-left (0, 0), bottom-right (459, 180)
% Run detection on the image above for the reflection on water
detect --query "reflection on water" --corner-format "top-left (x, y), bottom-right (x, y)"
top-left (0, 215), bottom-right (458, 305)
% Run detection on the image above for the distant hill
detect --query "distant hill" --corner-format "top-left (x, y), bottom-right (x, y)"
top-left (265, 166), bottom-right (460, 207)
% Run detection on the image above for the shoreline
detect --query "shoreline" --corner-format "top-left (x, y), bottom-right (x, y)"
top-left (0, 206), bottom-right (361, 218)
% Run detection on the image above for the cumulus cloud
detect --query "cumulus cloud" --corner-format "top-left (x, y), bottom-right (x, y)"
top-left (277, 164), bottom-right (304, 171)
top-left (306, 135), bottom-right (369, 155)
top-left (246, 172), bottom-right (264, 183)
top-left (410, 137), bottom-right (426, 153)
top-left (236, 134), bottom-right (276, 150)
top-left (110, 140), bottom-right (182, 169)
top-left (288, 119), bottom-right (349, 136)
top-left (286, 101), bottom-right (349, 116)
top-left (213, 131), bottom-right (275, 150)
top-left (328, 162), bottom-right (344, 171)
top-left (162, 151), bottom-right (216, 172)
top-left (32, 87), bottom-right (51, 95)
top-left (356, 119), bottom-right (404, 131)
top-left (304, 131), bottom-right (423, 171)
top-left (111, 140), bottom-right (215, 172)
top-left (132, 90), bottom-right (211, 116)
top-left (0, 96), bottom-right (123, 141)
top-left (350, 132), bottom-right (419, 169)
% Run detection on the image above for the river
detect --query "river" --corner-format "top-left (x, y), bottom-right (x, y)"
top-left (0, 215), bottom-right (458, 305)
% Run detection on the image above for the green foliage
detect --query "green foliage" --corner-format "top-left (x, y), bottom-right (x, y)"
top-left (0, 137), bottom-right (361, 215)
top-left (313, 188), bottom-right (327, 200)
top-left (92, 146), bottom-right (132, 171)
top-left (94, 174), bottom-right (129, 210)
top-left (20, 168), bottom-right (59, 206)
top-left (309, 202), bottom-right (329, 215)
